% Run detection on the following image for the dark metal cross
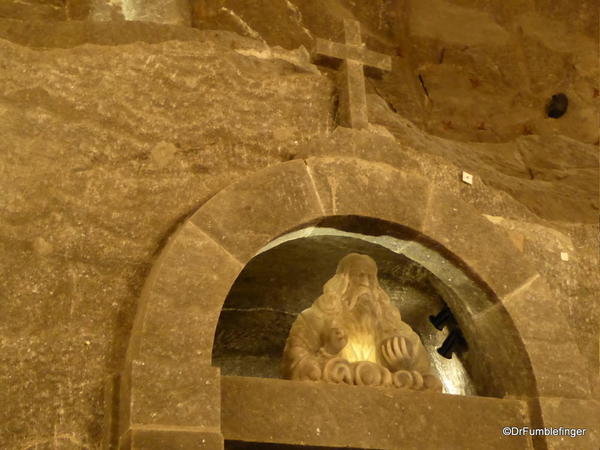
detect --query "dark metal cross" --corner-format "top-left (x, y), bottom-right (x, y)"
top-left (315, 19), bottom-right (392, 129)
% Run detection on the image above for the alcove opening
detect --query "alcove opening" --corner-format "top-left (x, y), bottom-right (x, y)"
top-left (211, 216), bottom-right (504, 396)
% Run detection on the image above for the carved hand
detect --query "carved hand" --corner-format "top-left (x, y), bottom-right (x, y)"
top-left (381, 336), bottom-right (416, 372)
top-left (323, 327), bottom-right (348, 355)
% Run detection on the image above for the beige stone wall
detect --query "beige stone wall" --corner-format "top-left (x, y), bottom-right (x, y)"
top-left (0, 0), bottom-right (66, 21)
top-left (65, 0), bottom-right (192, 24)
top-left (0, 23), bottom-right (331, 449)
top-left (0, 2), bottom-right (598, 448)
top-left (192, 0), bottom-right (599, 146)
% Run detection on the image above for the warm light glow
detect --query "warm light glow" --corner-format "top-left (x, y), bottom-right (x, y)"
top-left (261, 226), bottom-right (478, 394)
top-left (340, 333), bottom-right (378, 363)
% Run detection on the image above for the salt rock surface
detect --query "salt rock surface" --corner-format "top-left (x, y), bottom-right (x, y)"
top-left (0, 2), bottom-right (598, 448)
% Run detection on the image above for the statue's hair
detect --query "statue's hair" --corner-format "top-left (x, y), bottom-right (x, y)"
top-left (320, 253), bottom-right (391, 314)
top-left (323, 272), bottom-right (349, 297)
top-left (336, 253), bottom-right (377, 274)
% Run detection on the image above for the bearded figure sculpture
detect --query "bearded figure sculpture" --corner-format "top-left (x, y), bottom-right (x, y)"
top-left (282, 253), bottom-right (442, 392)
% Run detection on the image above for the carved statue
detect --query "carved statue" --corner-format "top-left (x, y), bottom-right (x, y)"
top-left (282, 253), bottom-right (442, 392)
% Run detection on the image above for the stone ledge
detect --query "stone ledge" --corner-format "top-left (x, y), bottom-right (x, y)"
top-left (0, 17), bottom-right (271, 49)
top-left (119, 427), bottom-right (223, 450)
top-left (221, 376), bottom-right (533, 450)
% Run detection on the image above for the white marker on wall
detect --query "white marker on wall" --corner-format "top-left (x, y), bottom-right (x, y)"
top-left (462, 171), bottom-right (473, 185)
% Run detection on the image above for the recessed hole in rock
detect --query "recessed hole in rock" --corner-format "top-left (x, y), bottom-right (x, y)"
top-left (546, 93), bottom-right (568, 118)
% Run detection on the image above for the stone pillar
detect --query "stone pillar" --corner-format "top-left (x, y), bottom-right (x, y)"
top-left (529, 397), bottom-right (599, 450)
top-left (118, 358), bottom-right (224, 449)
top-left (66, 0), bottom-right (191, 26)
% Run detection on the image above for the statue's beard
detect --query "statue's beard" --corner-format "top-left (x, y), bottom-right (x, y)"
top-left (342, 287), bottom-right (380, 329)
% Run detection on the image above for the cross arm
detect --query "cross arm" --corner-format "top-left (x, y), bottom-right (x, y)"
top-left (315, 38), bottom-right (392, 72)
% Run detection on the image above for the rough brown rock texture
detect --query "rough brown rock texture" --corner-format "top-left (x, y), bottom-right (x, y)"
top-left (189, 0), bottom-right (600, 224)
top-left (296, 129), bottom-right (599, 402)
top-left (191, 0), bottom-right (599, 145)
top-left (0, 24), bottom-right (331, 449)
top-left (0, 2), bottom-right (598, 449)
top-left (0, 0), bottom-right (65, 21)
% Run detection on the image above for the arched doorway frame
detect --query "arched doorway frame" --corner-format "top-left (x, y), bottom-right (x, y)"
top-left (117, 157), bottom-right (593, 449)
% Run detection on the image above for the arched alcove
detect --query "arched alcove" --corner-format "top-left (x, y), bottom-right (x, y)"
top-left (117, 157), bottom-right (592, 450)
top-left (213, 224), bottom-right (480, 396)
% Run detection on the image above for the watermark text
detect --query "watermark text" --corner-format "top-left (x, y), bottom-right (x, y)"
top-left (503, 426), bottom-right (586, 438)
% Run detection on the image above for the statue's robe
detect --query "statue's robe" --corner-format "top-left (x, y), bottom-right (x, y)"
top-left (282, 289), bottom-right (432, 379)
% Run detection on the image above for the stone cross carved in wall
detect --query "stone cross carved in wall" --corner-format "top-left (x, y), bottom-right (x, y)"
top-left (314, 19), bottom-right (392, 129)
top-left (282, 254), bottom-right (442, 391)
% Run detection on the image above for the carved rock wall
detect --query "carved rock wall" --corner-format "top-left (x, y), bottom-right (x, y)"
top-left (191, 0), bottom-right (599, 145)
top-left (0, 0), bottom-right (65, 21)
top-left (190, 0), bottom-right (599, 224)
top-left (0, 24), bottom-right (331, 449)
top-left (0, 3), bottom-right (597, 449)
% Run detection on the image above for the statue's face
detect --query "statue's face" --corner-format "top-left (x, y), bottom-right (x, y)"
top-left (348, 261), bottom-right (376, 291)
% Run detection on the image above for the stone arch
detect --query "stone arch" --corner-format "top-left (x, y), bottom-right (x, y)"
top-left (117, 157), bottom-right (591, 449)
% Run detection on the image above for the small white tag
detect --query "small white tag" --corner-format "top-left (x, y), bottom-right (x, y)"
top-left (560, 252), bottom-right (569, 261)
top-left (462, 171), bottom-right (473, 185)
